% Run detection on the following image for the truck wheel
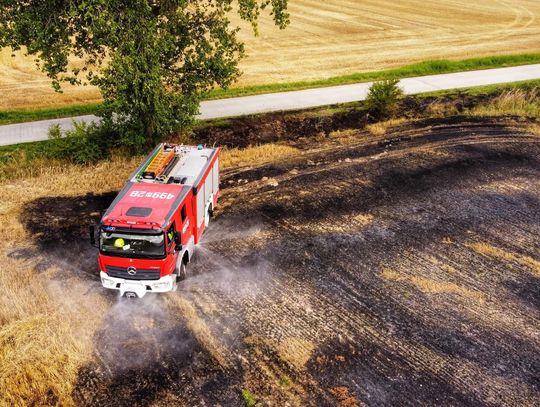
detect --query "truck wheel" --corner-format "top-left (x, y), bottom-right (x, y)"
top-left (204, 206), bottom-right (211, 227)
top-left (176, 259), bottom-right (187, 282)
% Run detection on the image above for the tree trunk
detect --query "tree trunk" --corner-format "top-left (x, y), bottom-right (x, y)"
top-left (143, 115), bottom-right (155, 148)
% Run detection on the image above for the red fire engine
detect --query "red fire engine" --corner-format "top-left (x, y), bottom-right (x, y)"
top-left (90, 143), bottom-right (220, 298)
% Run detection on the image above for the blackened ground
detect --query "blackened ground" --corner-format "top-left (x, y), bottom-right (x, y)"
top-left (18, 192), bottom-right (116, 279)
top-left (193, 92), bottom-right (494, 148)
top-left (204, 118), bottom-right (540, 406)
top-left (73, 296), bottom-right (245, 407)
top-left (20, 116), bottom-right (540, 406)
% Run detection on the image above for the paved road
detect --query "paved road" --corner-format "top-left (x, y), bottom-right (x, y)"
top-left (1, 64), bottom-right (539, 146)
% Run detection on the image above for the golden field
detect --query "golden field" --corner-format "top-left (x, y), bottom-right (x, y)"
top-left (1, 0), bottom-right (540, 109)
top-left (0, 158), bottom-right (132, 405)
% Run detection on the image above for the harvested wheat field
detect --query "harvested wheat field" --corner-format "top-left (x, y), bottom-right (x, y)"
top-left (2, 93), bottom-right (539, 405)
top-left (2, 0), bottom-right (540, 109)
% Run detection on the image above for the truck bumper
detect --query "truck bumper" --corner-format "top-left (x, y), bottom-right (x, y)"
top-left (100, 271), bottom-right (175, 298)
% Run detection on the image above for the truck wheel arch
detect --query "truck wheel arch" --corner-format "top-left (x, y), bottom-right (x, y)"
top-left (182, 250), bottom-right (190, 265)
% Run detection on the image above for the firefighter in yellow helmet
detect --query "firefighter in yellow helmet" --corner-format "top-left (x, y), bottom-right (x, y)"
top-left (114, 238), bottom-right (125, 248)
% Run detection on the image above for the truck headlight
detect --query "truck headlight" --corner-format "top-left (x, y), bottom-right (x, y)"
top-left (152, 281), bottom-right (170, 290)
top-left (101, 276), bottom-right (116, 287)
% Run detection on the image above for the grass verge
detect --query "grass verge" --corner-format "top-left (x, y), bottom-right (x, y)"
top-left (469, 89), bottom-right (540, 118)
top-left (421, 79), bottom-right (540, 98)
top-left (0, 103), bottom-right (101, 126)
top-left (1, 53), bottom-right (540, 125)
top-left (205, 53), bottom-right (540, 100)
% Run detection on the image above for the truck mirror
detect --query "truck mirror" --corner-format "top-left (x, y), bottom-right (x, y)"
top-left (89, 225), bottom-right (98, 248)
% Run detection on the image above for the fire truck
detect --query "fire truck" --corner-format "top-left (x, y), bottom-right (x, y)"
top-left (90, 143), bottom-right (220, 298)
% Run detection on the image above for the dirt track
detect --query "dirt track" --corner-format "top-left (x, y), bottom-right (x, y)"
top-left (22, 117), bottom-right (540, 406)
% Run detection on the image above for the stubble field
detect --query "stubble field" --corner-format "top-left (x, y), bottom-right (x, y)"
top-left (1, 0), bottom-right (540, 109)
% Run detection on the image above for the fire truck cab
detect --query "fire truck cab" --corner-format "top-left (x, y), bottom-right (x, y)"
top-left (91, 143), bottom-right (220, 298)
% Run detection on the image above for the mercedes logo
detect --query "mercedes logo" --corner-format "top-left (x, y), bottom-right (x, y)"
top-left (127, 267), bottom-right (137, 276)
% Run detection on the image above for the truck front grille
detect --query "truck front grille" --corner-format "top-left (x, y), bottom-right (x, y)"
top-left (105, 265), bottom-right (160, 280)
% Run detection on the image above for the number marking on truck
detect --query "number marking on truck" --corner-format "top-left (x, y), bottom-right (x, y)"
top-left (130, 191), bottom-right (176, 200)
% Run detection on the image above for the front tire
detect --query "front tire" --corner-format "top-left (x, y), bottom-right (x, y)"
top-left (176, 260), bottom-right (187, 282)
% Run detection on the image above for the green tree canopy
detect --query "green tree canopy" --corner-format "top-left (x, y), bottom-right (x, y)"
top-left (0, 0), bottom-right (289, 148)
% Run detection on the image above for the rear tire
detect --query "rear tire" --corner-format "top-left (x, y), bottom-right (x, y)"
top-left (204, 206), bottom-right (211, 228)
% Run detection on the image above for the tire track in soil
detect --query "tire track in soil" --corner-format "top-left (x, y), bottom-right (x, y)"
top-left (194, 120), bottom-right (540, 405)
top-left (19, 118), bottom-right (540, 406)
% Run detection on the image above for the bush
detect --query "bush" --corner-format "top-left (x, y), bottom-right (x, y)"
top-left (365, 79), bottom-right (404, 118)
top-left (47, 121), bottom-right (112, 164)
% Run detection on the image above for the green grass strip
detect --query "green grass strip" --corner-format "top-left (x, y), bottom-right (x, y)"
top-left (420, 78), bottom-right (540, 97)
top-left (0, 103), bottom-right (101, 126)
top-left (204, 53), bottom-right (540, 99)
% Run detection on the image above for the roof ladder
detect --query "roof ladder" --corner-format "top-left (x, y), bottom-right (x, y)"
top-left (142, 146), bottom-right (175, 179)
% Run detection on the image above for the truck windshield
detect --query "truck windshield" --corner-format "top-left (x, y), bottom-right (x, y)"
top-left (100, 231), bottom-right (165, 258)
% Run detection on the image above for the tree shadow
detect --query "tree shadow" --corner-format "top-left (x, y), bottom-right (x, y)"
top-left (18, 191), bottom-right (117, 278)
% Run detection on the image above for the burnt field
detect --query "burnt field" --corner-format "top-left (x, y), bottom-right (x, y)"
top-left (21, 117), bottom-right (540, 406)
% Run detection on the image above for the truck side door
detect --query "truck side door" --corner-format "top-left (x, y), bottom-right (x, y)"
top-left (179, 202), bottom-right (193, 246)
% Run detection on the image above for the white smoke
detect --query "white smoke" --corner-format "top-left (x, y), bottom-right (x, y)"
top-left (199, 214), bottom-right (263, 244)
top-left (93, 294), bottom-right (197, 373)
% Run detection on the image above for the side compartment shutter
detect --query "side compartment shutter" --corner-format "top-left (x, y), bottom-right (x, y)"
top-left (205, 169), bottom-right (212, 202)
top-left (197, 187), bottom-right (205, 225)
top-left (212, 161), bottom-right (219, 194)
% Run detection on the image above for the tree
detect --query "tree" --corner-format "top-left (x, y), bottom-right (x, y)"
top-left (0, 0), bottom-right (289, 149)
